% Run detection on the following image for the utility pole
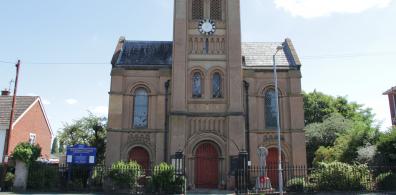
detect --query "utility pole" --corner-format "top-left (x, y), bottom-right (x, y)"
top-left (1, 60), bottom-right (20, 191)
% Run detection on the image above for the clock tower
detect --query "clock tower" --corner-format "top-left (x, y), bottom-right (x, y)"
top-left (170, 0), bottom-right (245, 188)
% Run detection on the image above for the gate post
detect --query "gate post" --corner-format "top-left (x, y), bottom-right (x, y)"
top-left (237, 150), bottom-right (248, 194)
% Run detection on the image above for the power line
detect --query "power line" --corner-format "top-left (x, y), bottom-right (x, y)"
top-left (0, 51), bottom-right (395, 65)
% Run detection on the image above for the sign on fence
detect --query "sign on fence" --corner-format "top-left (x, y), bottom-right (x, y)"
top-left (66, 144), bottom-right (97, 165)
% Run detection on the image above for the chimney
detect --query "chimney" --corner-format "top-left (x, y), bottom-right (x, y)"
top-left (1, 89), bottom-right (10, 96)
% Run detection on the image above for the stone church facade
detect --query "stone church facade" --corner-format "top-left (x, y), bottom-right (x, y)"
top-left (106, 0), bottom-right (306, 189)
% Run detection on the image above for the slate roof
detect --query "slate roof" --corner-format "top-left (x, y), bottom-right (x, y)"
top-left (116, 41), bottom-right (173, 66)
top-left (383, 86), bottom-right (396, 95)
top-left (112, 38), bottom-right (301, 69)
top-left (0, 96), bottom-right (38, 129)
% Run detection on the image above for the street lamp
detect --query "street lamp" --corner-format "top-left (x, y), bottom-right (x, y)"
top-left (273, 45), bottom-right (284, 195)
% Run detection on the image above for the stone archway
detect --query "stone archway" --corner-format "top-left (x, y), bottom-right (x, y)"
top-left (129, 146), bottom-right (150, 170)
top-left (195, 142), bottom-right (219, 189)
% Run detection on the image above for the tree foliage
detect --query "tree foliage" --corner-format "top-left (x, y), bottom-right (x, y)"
top-left (375, 127), bottom-right (396, 164)
top-left (58, 113), bottom-right (107, 164)
top-left (303, 91), bottom-right (374, 125)
top-left (303, 90), bottom-right (379, 166)
top-left (51, 137), bottom-right (59, 155)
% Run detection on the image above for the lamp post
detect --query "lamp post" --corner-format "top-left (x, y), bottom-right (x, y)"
top-left (273, 46), bottom-right (284, 195)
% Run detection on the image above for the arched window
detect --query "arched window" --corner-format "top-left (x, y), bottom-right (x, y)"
top-left (133, 88), bottom-right (148, 128)
top-left (265, 89), bottom-right (278, 128)
top-left (210, 0), bottom-right (222, 20)
top-left (192, 72), bottom-right (202, 98)
top-left (192, 0), bottom-right (204, 20)
top-left (212, 72), bottom-right (222, 98)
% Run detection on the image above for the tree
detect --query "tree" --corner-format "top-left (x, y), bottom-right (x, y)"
top-left (313, 119), bottom-right (379, 165)
top-left (58, 113), bottom-right (107, 164)
top-left (375, 127), bottom-right (396, 164)
top-left (305, 113), bottom-right (353, 166)
top-left (303, 91), bottom-right (374, 125)
top-left (304, 90), bottom-right (378, 166)
top-left (51, 137), bottom-right (59, 155)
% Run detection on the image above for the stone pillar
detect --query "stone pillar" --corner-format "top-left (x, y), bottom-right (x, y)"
top-left (105, 71), bottom-right (124, 166)
top-left (13, 160), bottom-right (28, 191)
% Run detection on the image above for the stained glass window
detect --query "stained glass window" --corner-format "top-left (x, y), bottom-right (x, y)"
top-left (210, 0), bottom-right (222, 20)
top-left (133, 88), bottom-right (148, 128)
top-left (265, 89), bottom-right (277, 128)
top-left (192, 0), bottom-right (204, 20)
top-left (212, 73), bottom-right (222, 98)
top-left (192, 72), bottom-right (202, 98)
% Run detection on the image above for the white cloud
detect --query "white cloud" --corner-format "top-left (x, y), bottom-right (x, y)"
top-left (274, 0), bottom-right (392, 18)
top-left (90, 106), bottom-right (108, 116)
top-left (65, 98), bottom-right (78, 105)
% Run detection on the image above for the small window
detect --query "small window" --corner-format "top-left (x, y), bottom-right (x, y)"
top-left (265, 89), bottom-right (278, 128)
top-left (192, 72), bottom-right (203, 98)
top-left (29, 133), bottom-right (36, 145)
top-left (192, 0), bottom-right (204, 20)
top-left (210, 0), bottom-right (222, 20)
top-left (133, 88), bottom-right (149, 128)
top-left (212, 72), bottom-right (222, 98)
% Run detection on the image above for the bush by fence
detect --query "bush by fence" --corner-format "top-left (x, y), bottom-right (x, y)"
top-left (146, 163), bottom-right (185, 194)
top-left (237, 162), bottom-right (396, 193)
top-left (24, 162), bottom-right (184, 194)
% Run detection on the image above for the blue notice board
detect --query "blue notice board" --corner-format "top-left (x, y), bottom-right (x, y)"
top-left (66, 144), bottom-right (97, 165)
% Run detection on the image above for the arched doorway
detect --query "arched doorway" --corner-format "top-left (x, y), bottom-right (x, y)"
top-left (129, 146), bottom-right (150, 170)
top-left (266, 147), bottom-right (285, 188)
top-left (195, 142), bottom-right (219, 189)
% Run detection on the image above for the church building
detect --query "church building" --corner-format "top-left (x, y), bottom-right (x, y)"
top-left (106, 0), bottom-right (306, 190)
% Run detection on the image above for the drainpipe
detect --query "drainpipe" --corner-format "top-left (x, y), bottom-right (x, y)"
top-left (164, 80), bottom-right (170, 162)
top-left (243, 80), bottom-right (250, 162)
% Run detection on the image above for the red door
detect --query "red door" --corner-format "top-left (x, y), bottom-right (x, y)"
top-left (195, 142), bottom-right (219, 189)
top-left (129, 147), bottom-right (150, 170)
top-left (266, 148), bottom-right (284, 188)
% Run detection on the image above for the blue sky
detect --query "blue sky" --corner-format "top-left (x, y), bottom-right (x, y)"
top-left (0, 0), bottom-right (395, 135)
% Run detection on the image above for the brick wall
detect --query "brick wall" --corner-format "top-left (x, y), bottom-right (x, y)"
top-left (8, 101), bottom-right (52, 159)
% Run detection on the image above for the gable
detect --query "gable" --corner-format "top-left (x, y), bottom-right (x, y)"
top-left (0, 96), bottom-right (38, 128)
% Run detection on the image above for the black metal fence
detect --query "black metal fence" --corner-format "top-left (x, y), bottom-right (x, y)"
top-left (26, 163), bottom-right (185, 193)
top-left (236, 163), bottom-right (396, 194)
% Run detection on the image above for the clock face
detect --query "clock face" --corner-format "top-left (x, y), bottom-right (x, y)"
top-left (198, 19), bottom-right (216, 35)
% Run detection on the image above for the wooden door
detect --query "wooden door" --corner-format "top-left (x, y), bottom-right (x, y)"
top-left (195, 142), bottom-right (219, 189)
top-left (129, 147), bottom-right (150, 170)
top-left (266, 148), bottom-right (284, 188)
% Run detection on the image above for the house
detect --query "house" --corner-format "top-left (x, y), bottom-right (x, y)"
top-left (106, 0), bottom-right (306, 190)
top-left (383, 86), bottom-right (396, 126)
top-left (0, 89), bottom-right (53, 162)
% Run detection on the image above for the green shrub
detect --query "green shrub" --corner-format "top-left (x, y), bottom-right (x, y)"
top-left (12, 142), bottom-right (42, 165)
top-left (108, 161), bottom-right (142, 190)
top-left (4, 172), bottom-right (15, 191)
top-left (286, 177), bottom-right (316, 192)
top-left (148, 163), bottom-right (185, 194)
top-left (376, 172), bottom-right (396, 191)
top-left (311, 162), bottom-right (372, 191)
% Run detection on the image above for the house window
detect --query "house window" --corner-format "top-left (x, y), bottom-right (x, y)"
top-left (265, 89), bottom-right (278, 128)
top-left (192, 72), bottom-right (203, 98)
top-left (192, 0), bottom-right (204, 20)
top-left (210, 0), bottom-right (222, 20)
top-left (212, 72), bottom-right (222, 98)
top-left (133, 88), bottom-right (149, 128)
top-left (29, 133), bottom-right (36, 145)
